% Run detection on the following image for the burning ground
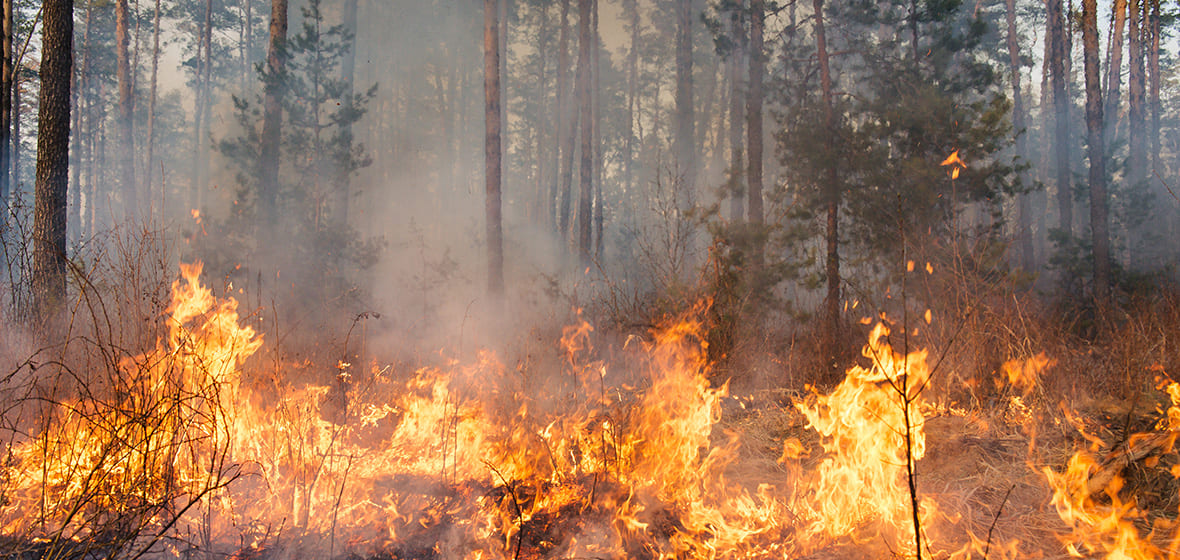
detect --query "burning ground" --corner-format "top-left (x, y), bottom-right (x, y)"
top-left (0, 264), bottom-right (1179, 560)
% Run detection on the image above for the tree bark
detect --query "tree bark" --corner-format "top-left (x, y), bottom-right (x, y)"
top-left (557, 0), bottom-right (576, 241)
top-left (746, 0), bottom-right (764, 225)
top-left (815, 0), bottom-right (841, 371)
top-left (1127, 0), bottom-right (1145, 192)
top-left (1147, 0), bottom-right (1159, 175)
top-left (484, 0), bottom-right (504, 295)
top-left (1082, 0), bottom-right (1111, 309)
top-left (727, 0), bottom-right (745, 223)
top-left (1048, 0), bottom-right (1073, 235)
top-left (33, 0), bottom-right (73, 326)
top-left (576, 0), bottom-right (593, 266)
top-left (259, 0), bottom-right (288, 227)
top-left (1006, 0), bottom-right (1033, 270)
top-left (333, 0), bottom-right (358, 229)
top-left (622, 0), bottom-right (638, 229)
top-left (116, 0), bottom-right (137, 221)
top-left (1104, 0), bottom-right (1125, 142)
top-left (674, 0), bottom-right (694, 208)
top-left (0, 0), bottom-right (11, 208)
top-left (145, 0), bottom-right (160, 211)
top-left (591, 0), bottom-right (603, 259)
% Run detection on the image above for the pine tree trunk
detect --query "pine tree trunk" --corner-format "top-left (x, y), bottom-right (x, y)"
top-left (1082, 0), bottom-right (1111, 308)
top-left (333, 0), bottom-right (358, 229)
top-left (557, 0), bottom-right (576, 241)
top-left (576, 0), bottom-right (593, 265)
top-left (1048, 0), bottom-right (1073, 235)
top-left (746, 0), bottom-right (764, 225)
top-left (815, 0), bottom-right (841, 373)
top-left (591, 0), bottom-right (603, 259)
top-left (117, 0), bottom-right (137, 221)
top-left (1128, 0), bottom-right (1145, 190)
top-left (1104, 0), bottom-right (1125, 142)
top-left (727, 1), bottom-right (745, 223)
top-left (0, 0), bottom-right (11, 209)
top-left (1006, 0), bottom-right (1033, 270)
top-left (145, 0), bottom-right (160, 210)
top-left (484, 0), bottom-right (504, 295)
top-left (674, 0), bottom-right (694, 208)
top-left (259, 0), bottom-right (288, 227)
top-left (32, 0), bottom-right (73, 327)
top-left (1148, 0), bottom-right (1159, 175)
top-left (622, 0), bottom-right (638, 229)
top-left (532, 3), bottom-right (550, 227)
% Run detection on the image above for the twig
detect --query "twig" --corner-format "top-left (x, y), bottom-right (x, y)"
top-left (983, 484), bottom-right (1015, 559)
top-left (483, 460), bottom-right (525, 560)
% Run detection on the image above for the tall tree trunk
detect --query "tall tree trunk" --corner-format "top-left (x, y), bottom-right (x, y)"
top-left (145, 0), bottom-right (160, 212)
top-left (727, 0), bottom-right (745, 222)
top-left (70, 4), bottom-right (87, 243)
top-left (622, 0), bottom-right (638, 229)
top-left (1048, 0), bottom-right (1073, 235)
top-left (576, 0), bottom-right (592, 265)
top-left (815, 0), bottom-right (842, 373)
top-left (1127, 0), bottom-right (1145, 190)
top-left (1006, 0), bottom-right (1033, 270)
top-left (591, 0), bottom-right (603, 259)
top-left (116, 0), bottom-right (137, 221)
top-left (746, 0), bottom-right (764, 225)
top-left (532, 3), bottom-right (550, 227)
top-left (484, 0), bottom-right (504, 295)
top-left (1082, 0), bottom-right (1111, 308)
top-left (32, 0), bottom-right (73, 326)
top-left (557, 0), bottom-right (576, 241)
top-left (333, 0), bottom-right (358, 229)
top-left (259, 0), bottom-right (288, 227)
top-left (674, 0), bottom-right (694, 208)
top-left (0, 0), bottom-right (11, 209)
top-left (1104, 0), bottom-right (1125, 142)
top-left (1147, 0), bottom-right (1159, 175)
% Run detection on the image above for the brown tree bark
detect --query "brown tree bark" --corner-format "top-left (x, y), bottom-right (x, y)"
top-left (591, 0), bottom-right (603, 259)
top-left (0, 0), bottom-right (11, 208)
top-left (1105, 0), bottom-right (1126, 141)
top-left (1148, 0), bottom-right (1160, 175)
top-left (1082, 0), bottom-right (1111, 308)
top-left (727, 0), bottom-right (745, 223)
top-left (1048, 0), bottom-right (1073, 235)
top-left (1128, 0), bottom-right (1145, 192)
top-left (33, 0), bottom-right (73, 326)
top-left (557, 0), bottom-right (576, 240)
top-left (484, 0), bottom-right (504, 295)
top-left (674, 0), bottom-right (694, 207)
top-left (116, 0), bottom-right (137, 221)
top-left (815, 0), bottom-right (841, 371)
top-left (145, 0), bottom-right (161, 210)
top-left (622, 0), bottom-right (638, 228)
top-left (333, 0), bottom-right (358, 229)
top-left (259, 0), bottom-right (288, 226)
top-left (576, 0), bottom-right (593, 265)
top-left (1006, 0), bottom-right (1033, 270)
top-left (747, 0), bottom-right (764, 225)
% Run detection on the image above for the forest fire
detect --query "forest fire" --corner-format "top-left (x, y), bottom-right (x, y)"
top-left (1, 264), bottom-right (1178, 560)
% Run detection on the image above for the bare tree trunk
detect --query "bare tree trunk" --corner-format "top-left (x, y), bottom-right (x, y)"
top-left (1006, 0), bottom-right (1033, 270)
top-left (622, 0), bottom-right (638, 229)
top-left (332, 0), bottom-right (358, 229)
top-left (591, 0), bottom-right (603, 259)
top-left (727, 0), bottom-right (745, 223)
top-left (117, 0), bottom-right (137, 221)
top-left (0, 0), bottom-right (10, 209)
top-left (533, 3), bottom-right (550, 227)
top-left (484, 0), bottom-right (504, 295)
top-left (557, 0), bottom-right (576, 241)
top-left (32, 0), bottom-right (73, 327)
top-left (1048, 0), bottom-right (1073, 235)
top-left (1104, 0), bottom-right (1125, 142)
top-left (675, 0), bottom-right (694, 208)
top-left (747, 0), bottom-right (764, 225)
top-left (1148, 0), bottom-right (1159, 175)
top-left (1128, 0), bottom-right (1145, 190)
top-left (145, 0), bottom-right (160, 212)
top-left (576, 0), bottom-right (593, 265)
top-left (259, 0), bottom-right (288, 226)
top-left (1082, 0), bottom-right (1111, 308)
top-left (815, 0), bottom-right (842, 372)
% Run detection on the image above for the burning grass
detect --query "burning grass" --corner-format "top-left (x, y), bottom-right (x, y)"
top-left (2, 263), bottom-right (1180, 559)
